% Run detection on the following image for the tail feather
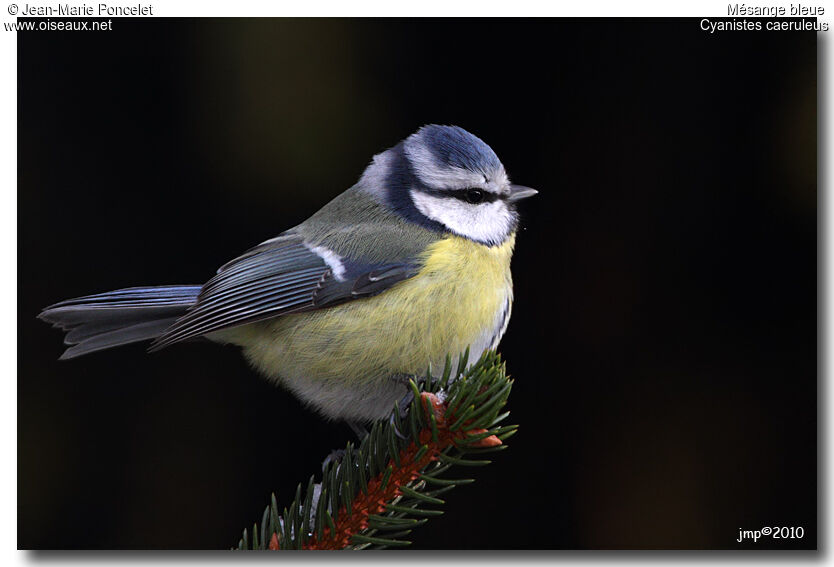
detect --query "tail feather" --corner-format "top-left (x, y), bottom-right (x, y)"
top-left (39, 285), bottom-right (201, 360)
top-left (58, 317), bottom-right (183, 360)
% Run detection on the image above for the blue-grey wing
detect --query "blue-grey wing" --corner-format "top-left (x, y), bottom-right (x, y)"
top-left (149, 234), bottom-right (420, 350)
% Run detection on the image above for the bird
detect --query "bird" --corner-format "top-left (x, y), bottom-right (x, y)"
top-left (38, 125), bottom-right (537, 424)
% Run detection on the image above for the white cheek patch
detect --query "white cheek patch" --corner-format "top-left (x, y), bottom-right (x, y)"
top-left (306, 244), bottom-right (347, 281)
top-left (409, 190), bottom-right (515, 245)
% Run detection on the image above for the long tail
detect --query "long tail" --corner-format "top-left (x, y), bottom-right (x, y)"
top-left (38, 285), bottom-right (201, 360)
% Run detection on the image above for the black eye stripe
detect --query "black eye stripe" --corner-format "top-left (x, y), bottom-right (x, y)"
top-left (439, 189), bottom-right (500, 203)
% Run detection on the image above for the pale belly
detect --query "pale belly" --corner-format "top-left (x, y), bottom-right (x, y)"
top-left (220, 234), bottom-right (515, 422)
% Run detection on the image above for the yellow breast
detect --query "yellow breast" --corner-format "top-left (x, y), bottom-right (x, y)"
top-left (234, 233), bottom-right (515, 420)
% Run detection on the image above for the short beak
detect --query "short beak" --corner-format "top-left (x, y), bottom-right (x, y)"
top-left (507, 184), bottom-right (539, 202)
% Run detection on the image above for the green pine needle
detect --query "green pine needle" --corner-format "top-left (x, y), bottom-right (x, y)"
top-left (235, 349), bottom-right (516, 550)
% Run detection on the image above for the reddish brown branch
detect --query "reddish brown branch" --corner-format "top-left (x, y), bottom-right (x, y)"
top-left (270, 392), bottom-right (501, 550)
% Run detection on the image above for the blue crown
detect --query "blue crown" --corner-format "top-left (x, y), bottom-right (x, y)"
top-left (414, 124), bottom-right (502, 174)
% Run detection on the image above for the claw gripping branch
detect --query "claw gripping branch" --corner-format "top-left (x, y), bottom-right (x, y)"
top-left (236, 349), bottom-right (517, 550)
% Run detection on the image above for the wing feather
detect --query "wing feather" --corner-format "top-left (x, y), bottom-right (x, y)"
top-left (149, 234), bottom-right (423, 351)
top-left (150, 237), bottom-right (329, 350)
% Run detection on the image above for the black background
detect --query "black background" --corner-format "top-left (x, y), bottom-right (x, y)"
top-left (18, 19), bottom-right (817, 549)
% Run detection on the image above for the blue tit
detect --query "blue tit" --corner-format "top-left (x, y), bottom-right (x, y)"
top-left (39, 125), bottom-right (538, 423)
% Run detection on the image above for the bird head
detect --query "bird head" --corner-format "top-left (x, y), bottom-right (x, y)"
top-left (359, 125), bottom-right (537, 246)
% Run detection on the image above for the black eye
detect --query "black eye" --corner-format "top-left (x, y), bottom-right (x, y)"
top-left (464, 189), bottom-right (485, 204)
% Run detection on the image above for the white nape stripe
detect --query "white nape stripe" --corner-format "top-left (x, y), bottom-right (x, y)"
top-left (409, 189), bottom-right (515, 245)
top-left (306, 244), bottom-right (347, 281)
top-left (358, 149), bottom-right (395, 199)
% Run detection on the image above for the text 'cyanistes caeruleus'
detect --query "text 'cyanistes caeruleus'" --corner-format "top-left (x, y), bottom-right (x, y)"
top-left (39, 125), bottom-right (537, 423)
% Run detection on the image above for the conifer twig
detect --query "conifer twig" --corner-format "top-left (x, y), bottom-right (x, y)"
top-left (236, 349), bottom-right (517, 550)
